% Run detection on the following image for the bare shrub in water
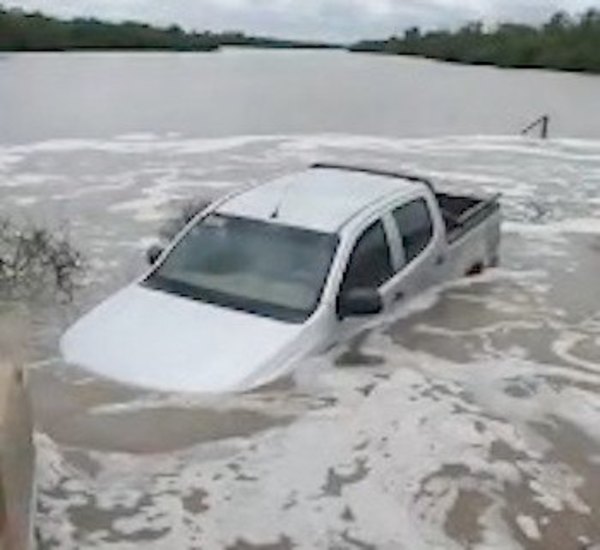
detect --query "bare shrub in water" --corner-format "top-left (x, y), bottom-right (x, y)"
top-left (159, 198), bottom-right (212, 242)
top-left (0, 218), bottom-right (84, 304)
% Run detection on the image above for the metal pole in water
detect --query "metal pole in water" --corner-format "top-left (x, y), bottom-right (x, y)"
top-left (520, 114), bottom-right (550, 139)
top-left (541, 115), bottom-right (549, 139)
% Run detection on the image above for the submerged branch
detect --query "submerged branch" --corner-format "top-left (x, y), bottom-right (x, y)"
top-left (0, 218), bottom-right (84, 304)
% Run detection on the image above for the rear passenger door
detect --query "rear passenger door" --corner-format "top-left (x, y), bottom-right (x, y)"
top-left (385, 197), bottom-right (443, 302)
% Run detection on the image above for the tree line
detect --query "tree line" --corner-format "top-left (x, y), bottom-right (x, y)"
top-left (217, 31), bottom-right (341, 50)
top-left (350, 10), bottom-right (600, 74)
top-left (0, 6), bottom-right (220, 51)
top-left (0, 6), bottom-right (341, 52)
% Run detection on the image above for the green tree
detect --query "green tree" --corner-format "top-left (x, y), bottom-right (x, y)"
top-left (349, 10), bottom-right (600, 74)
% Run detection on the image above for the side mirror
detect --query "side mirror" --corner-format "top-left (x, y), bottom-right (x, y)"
top-left (146, 244), bottom-right (164, 265)
top-left (337, 288), bottom-right (383, 319)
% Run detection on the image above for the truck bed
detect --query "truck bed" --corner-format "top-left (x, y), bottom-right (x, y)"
top-left (437, 193), bottom-right (501, 244)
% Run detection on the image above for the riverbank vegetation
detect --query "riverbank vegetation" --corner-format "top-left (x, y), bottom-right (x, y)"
top-left (0, 6), bottom-right (219, 51)
top-left (350, 10), bottom-right (600, 74)
top-left (216, 31), bottom-right (341, 50)
top-left (0, 5), bottom-right (340, 52)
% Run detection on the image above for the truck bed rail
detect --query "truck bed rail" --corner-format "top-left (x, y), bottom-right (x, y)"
top-left (443, 194), bottom-right (501, 244)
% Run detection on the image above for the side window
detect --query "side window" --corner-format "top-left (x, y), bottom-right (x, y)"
top-left (393, 199), bottom-right (434, 263)
top-left (341, 220), bottom-right (393, 292)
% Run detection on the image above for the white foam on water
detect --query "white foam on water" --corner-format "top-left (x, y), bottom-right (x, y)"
top-left (108, 170), bottom-right (186, 222)
top-left (116, 133), bottom-right (162, 142)
top-left (0, 172), bottom-right (58, 188)
top-left (35, 342), bottom-right (598, 548)
top-left (4, 134), bottom-right (284, 157)
top-left (49, 176), bottom-right (137, 202)
top-left (10, 196), bottom-right (39, 206)
top-left (552, 332), bottom-right (600, 375)
top-left (506, 218), bottom-right (600, 236)
top-left (106, 169), bottom-right (234, 223)
top-left (0, 151), bottom-right (25, 172)
top-left (515, 515), bottom-right (541, 540)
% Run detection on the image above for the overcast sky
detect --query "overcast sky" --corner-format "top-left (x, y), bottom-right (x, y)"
top-left (5, 0), bottom-right (600, 41)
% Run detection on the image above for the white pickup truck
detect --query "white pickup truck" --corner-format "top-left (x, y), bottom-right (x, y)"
top-left (62, 164), bottom-right (501, 393)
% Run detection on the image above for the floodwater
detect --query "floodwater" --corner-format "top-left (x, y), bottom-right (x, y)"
top-left (0, 51), bottom-right (599, 549)
top-left (1, 49), bottom-right (600, 142)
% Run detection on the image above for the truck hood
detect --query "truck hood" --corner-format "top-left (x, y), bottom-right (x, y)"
top-left (60, 284), bottom-right (303, 393)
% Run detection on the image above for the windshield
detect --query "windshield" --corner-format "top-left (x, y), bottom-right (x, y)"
top-left (145, 214), bottom-right (338, 323)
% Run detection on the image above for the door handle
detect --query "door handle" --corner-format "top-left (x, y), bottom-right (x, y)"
top-left (436, 254), bottom-right (446, 266)
top-left (394, 291), bottom-right (405, 302)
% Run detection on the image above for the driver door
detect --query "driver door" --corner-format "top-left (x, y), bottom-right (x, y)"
top-left (335, 218), bottom-right (398, 337)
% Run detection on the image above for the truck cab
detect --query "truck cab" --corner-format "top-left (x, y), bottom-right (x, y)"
top-left (61, 164), bottom-right (501, 393)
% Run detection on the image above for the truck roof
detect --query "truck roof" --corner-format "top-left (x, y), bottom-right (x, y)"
top-left (216, 165), bottom-right (424, 233)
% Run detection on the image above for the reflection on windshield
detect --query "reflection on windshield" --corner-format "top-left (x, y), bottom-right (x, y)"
top-left (145, 214), bottom-right (338, 322)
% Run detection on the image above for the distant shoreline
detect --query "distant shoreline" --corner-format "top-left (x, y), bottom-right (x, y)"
top-left (0, 6), bottom-right (341, 53)
top-left (348, 10), bottom-right (600, 76)
top-left (349, 49), bottom-right (600, 76)
top-left (3, 4), bottom-right (598, 76)
top-left (0, 44), bottom-right (343, 54)
top-left (0, 46), bottom-right (219, 53)
top-left (0, 46), bottom-right (343, 53)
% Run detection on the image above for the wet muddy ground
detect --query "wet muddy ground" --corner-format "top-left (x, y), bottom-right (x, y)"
top-left (1, 135), bottom-right (599, 549)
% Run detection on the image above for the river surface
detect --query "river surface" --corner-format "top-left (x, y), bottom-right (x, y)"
top-left (1, 49), bottom-right (600, 142)
top-left (0, 50), bottom-right (599, 549)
